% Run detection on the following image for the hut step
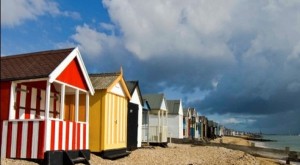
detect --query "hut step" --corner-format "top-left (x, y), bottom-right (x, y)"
top-left (63, 151), bottom-right (90, 165)
top-left (72, 157), bottom-right (88, 164)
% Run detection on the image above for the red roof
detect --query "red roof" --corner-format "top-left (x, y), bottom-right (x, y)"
top-left (1, 48), bottom-right (74, 81)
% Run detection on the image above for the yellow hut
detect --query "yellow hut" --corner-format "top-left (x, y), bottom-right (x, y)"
top-left (89, 69), bottom-right (131, 159)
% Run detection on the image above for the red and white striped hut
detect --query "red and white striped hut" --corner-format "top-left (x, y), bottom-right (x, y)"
top-left (0, 47), bottom-right (94, 164)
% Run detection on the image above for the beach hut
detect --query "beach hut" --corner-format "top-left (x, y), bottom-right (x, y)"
top-left (141, 99), bottom-right (151, 144)
top-left (183, 107), bottom-right (198, 139)
top-left (0, 48), bottom-right (94, 164)
top-left (166, 100), bottom-right (183, 140)
top-left (190, 108), bottom-right (198, 139)
top-left (207, 120), bottom-right (215, 139)
top-left (182, 108), bottom-right (191, 138)
top-left (214, 122), bottom-right (218, 137)
top-left (219, 125), bottom-right (224, 137)
top-left (143, 94), bottom-right (168, 146)
top-left (196, 116), bottom-right (202, 140)
top-left (199, 116), bottom-right (208, 139)
top-left (89, 70), bottom-right (131, 159)
top-left (125, 81), bottom-right (143, 150)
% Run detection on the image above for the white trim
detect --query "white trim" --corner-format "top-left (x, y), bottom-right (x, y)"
top-left (86, 123), bottom-right (89, 149)
top-left (62, 122), bottom-right (66, 150)
top-left (54, 80), bottom-right (88, 93)
top-left (47, 118), bottom-right (63, 122)
top-left (48, 47), bottom-right (94, 95)
top-left (77, 121), bottom-right (87, 124)
top-left (21, 122), bottom-right (28, 158)
top-left (85, 93), bottom-right (89, 123)
top-left (45, 81), bottom-right (51, 120)
top-left (74, 48), bottom-right (95, 95)
top-left (45, 120), bottom-right (51, 151)
top-left (8, 119), bottom-right (44, 122)
top-left (48, 49), bottom-right (77, 83)
top-left (75, 89), bottom-right (79, 122)
top-left (54, 121), bottom-right (59, 150)
top-left (44, 80), bottom-right (51, 153)
top-left (68, 122), bottom-right (73, 150)
top-left (31, 121), bottom-right (39, 158)
top-left (9, 82), bottom-right (17, 120)
top-left (80, 124), bottom-right (83, 149)
top-left (11, 122), bottom-right (17, 157)
top-left (1, 121), bottom-right (8, 157)
top-left (60, 84), bottom-right (65, 120)
top-left (13, 78), bottom-right (48, 84)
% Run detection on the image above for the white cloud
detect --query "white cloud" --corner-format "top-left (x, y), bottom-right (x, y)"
top-left (70, 24), bottom-right (119, 57)
top-left (102, 0), bottom-right (237, 60)
top-left (100, 23), bottom-right (115, 32)
top-left (1, 0), bottom-right (81, 27)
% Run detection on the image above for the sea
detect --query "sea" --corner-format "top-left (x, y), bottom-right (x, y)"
top-left (253, 134), bottom-right (300, 152)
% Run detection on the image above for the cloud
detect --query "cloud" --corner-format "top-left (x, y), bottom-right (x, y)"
top-left (1, 0), bottom-right (81, 27)
top-left (222, 117), bottom-right (256, 125)
top-left (69, 24), bottom-right (120, 58)
top-left (64, 0), bottom-right (300, 133)
top-left (102, 0), bottom-right (237, 61)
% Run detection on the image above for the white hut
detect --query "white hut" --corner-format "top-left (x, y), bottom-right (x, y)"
top-left (143, 94), bottom-right (168, 145)
top-left (166, 100), bottom-right (183, 139)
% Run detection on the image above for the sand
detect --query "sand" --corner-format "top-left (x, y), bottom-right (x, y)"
top-left (211, 136), bottom-right (283, 165)
top-left (1, 136), bottom-right (284, 165)
top-left (211, 136), bottom-right (251, 146)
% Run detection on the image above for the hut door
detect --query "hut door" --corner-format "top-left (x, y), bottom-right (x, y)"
top-left (127, 103), bottom-right (138, 150)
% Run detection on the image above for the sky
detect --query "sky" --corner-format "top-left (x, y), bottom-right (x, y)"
top-left (1, 0), bottom-right (300, 134)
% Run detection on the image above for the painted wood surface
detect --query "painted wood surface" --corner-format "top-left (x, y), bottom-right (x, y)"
top-left (1, 120), bottom-right (87, 159)
top-left (89, 91), bottom-right (128, 152)
top-left (128, 88), bottom-right (143, 147)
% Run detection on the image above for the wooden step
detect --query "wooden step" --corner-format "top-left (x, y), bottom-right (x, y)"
top-left (72, 157), bottom-right (86, 164)
top-left (63, 151), bottom-right (90, 165)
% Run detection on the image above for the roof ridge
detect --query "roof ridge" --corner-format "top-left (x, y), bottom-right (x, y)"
top-left (1, 47), bottom-right (75, 59)
top-left (89, 72), bottom-right (121, 77)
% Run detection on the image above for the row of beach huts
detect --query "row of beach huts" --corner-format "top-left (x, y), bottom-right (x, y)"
top-left (0, 47), bottom-right (237, 164)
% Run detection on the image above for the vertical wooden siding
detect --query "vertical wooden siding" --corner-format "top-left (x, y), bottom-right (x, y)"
top-left (89, 92), bottom-right (103, 151)
top-left (103, 93), bottom-right (127, 150)
top-left (1, 120), bottom-right (87, 159)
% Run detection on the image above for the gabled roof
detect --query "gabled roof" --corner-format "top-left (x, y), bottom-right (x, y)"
top-left (1, 47), bottom-right (94, 95)
top-left (89, 70), bottom-right (131, 99)
top-left (126, 80), bottom-right (143, 105)
top-left (166, 100), bottom-right (181, 115)
top-left (1, 48), bottom-right (73, 81)
top-left (143, 100), bottom-right (151, 111)
top-left (183, 108), bottom-right (191, 117)
top-left (90, 72), bottom-right (120, 90)
top-left (143, 93), bottom-right (167, 110)
top-left (190, 107), bottom-right (197, 116)
top-left (126, 81), bottom-right (137, 95)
